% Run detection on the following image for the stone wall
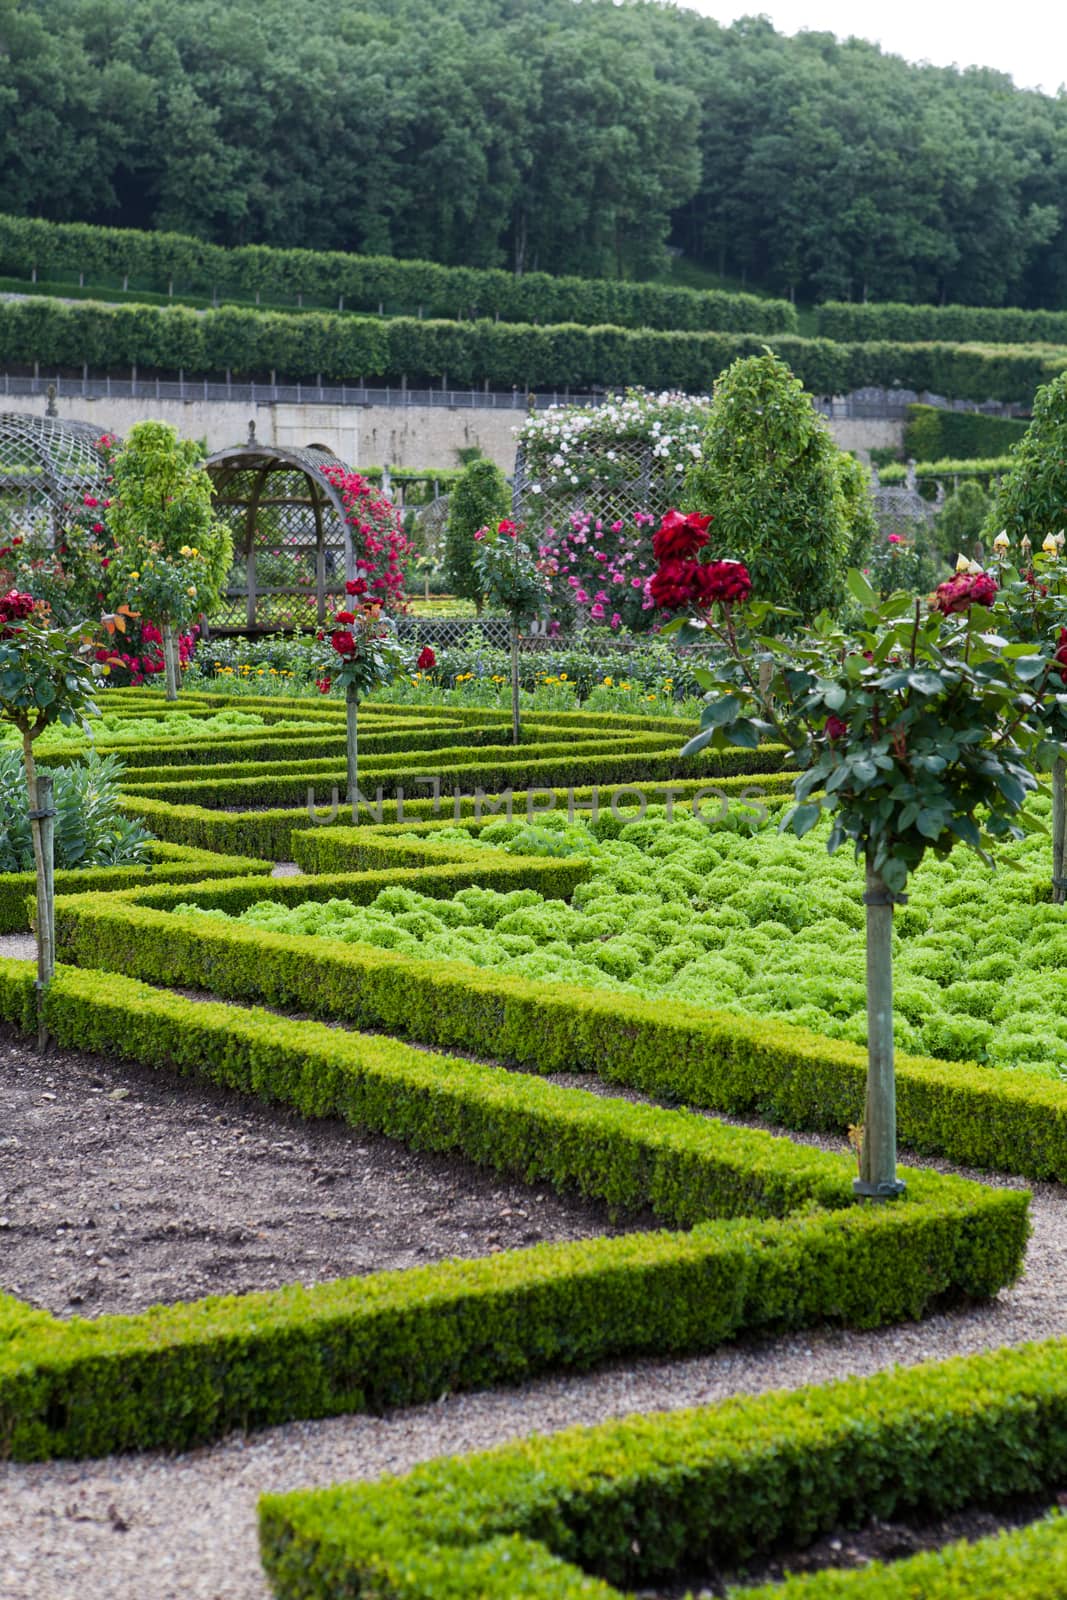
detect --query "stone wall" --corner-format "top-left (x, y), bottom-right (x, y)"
top-left (0, 393), bottom-right (902, 473)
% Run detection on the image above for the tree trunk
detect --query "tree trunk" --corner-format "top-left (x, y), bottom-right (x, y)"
top-left (1054, 758), bottom-right (1066, 906)
top-left (346, 684), bottom-right (359, 811)
top-left (510, 619), bottom-right (521, 746)
top-left (23, 732), bottom-right (55, 1050)
top-left (162, 622), bottom-right (180, 701)
top-left (856, 858), bottom-right (906, 1200)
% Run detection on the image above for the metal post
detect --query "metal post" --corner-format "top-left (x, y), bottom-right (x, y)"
top-left (346, 684), bottom-right (359, 810)
top-left (855, 859), bottom-right (906, 1200)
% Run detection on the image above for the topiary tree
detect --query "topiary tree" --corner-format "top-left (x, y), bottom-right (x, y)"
top-left (445, 458), bottom-right (511, 609)
top-left (936, 479), bottom-right (991, 564)
top-left (836, 453), bottom-right (879, 571)
top-left (683, 351), bottom-right (852, 622)
top-left (106, 422), bottom-right (232, 699)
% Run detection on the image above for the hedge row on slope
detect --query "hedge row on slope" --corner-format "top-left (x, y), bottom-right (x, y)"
top-left (902, 402), bottom-right (1031, 460)
top-left (54, 888), bottom-right (1067, 1181)
top-left (0, 959), bottom-right (1026, 1460)
top-left (2, 297), bottom-right (1065, 402)
top-left (819, 298), bottom-right (1067, 348)
top-left (260, 1338), bottom-right (1067, 1600)
top-left (0, 213), bottom-right (797, 334)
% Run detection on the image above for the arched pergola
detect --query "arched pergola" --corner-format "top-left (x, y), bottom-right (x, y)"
top-left (0, 413), bottom-right (114, 542)
top-left (205, 442), bottom-right (357, 631)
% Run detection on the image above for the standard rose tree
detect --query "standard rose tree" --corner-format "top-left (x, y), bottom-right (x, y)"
top-left (473, 519), bottom-right (550, 744)
top-left (655, 514), bottom-right (1065, 1199)
top-left (0, 592), bottom-right (103, 1041)
top-left (316, 586), bottom-right (411, 807)
top-left (105, 421), bottom-right (232, 699)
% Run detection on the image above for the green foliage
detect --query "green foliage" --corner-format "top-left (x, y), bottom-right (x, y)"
top-left (106, 421), bottom-right (232, 631)
top-left (0, 749), bottom-right (151, 873)
top-left (0, 959), bottom-right (1027, 1460)
top-left (935, 480), bottom-right (994, 562)
top-left (683, 352), bottom-right (853, 620)
top-left (262, 1339), bottom-right (1067, 1599)
top-left (53, 861), bottom-right (1067, 1181)
top-left (823, 301), bottom-right (1067, 349)
top-left (985, 370), bottom-right (1067, 544)
top-left (0, 607), bottom-right (100, 743)
top-left (445, 459), bottom-right (511, 604)
top-left (473, 522), bottom-right (550, 626)
top-left (0, 296), bottom-right (1062, 403)
top-left (902, 402), bottom-right (1031, 461)
top-left (835, 453), bottom-right (879, 570)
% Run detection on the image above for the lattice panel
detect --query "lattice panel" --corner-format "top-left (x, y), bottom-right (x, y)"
top-left (0, 413), bottom-right (113, 541)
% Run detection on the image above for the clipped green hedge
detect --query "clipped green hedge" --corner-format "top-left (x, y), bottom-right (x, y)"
top-left (0, 959), bottom-right (1027, 1460)
top-left (0, 212), bottom-right (797, 335)
top-left (119, 772), bottom-right (796, 858)
top-left (876, 455), bottom-right (1013, 487)
top-left (819, 298), bottom-right (1067, 349)
top-left (1, 295), bottom-right (1064, 402)
top-left (71, 719), bottom-right (520, 771)
top-left (0, 841), bottom-right (272, 934)
top-left (260, 1337), bottom-right (1067, 1600)
top-left (902, 402), bottom-right (1030, 461)
top-left (55, 890), bottom-right (1067, 1181)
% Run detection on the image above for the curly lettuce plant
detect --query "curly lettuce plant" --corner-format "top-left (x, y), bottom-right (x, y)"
top-left (656, 510), bottom-right (1065, 1198)
top-left (0, 591), bottom-right (102, 1030)
top-left (316, 588), bottom-right (412, 807)
top-left (473, 519), bottom-right (550, 744)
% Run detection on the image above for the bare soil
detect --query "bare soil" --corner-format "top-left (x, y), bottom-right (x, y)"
top-left (0, 1027), bottom-right (647, 1318)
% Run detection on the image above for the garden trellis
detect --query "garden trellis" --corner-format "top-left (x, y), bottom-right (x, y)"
top-left (205, 442), bottom-right (359, 631)
top-left (0, 413), bottom-right (114, 542)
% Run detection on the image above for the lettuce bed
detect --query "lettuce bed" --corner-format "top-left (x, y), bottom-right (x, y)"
top-left (192, 802), bottom-right (1064, 1080)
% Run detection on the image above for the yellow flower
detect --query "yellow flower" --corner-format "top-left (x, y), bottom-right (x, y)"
top-left (1043, 533), bottom-right (1058, 554)
top-left (560, 673), bottom-right (568, 681)
top-left (186, 585), bottom-right (197, 597)
top-left (179, 545), bottom-right (193, 558)
top-left (620, 681), bottom-right (631, 691)
top-left (602, 676), bottom-right (614, 686)
top-left (129, 570), bottom-right (139, 580)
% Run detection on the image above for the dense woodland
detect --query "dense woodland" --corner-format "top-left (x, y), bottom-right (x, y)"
top-left (3, 0), bottom-right (1067, 308)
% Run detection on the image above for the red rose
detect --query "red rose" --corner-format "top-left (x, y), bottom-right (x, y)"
top-left (932, 572), bottom-right (997, 614)
top-left (335, 610), bottom-right (356, 625)
top-left (825, 715), bottom-right (849, 742)
top-left (0, 589), bottom-right (35, 621)
top-left (330, 629), bottom-right (356, 656)
top-left (652, 509), bottom-right (713, 562)
top-left (416, 645), bottom-right (436, 670)
top-left (316, 676), bottom-right (332, 694)
top-left (498, 519), bottom-right (518, 537)
top-left (649, 558), bottom-right (699, 611)
top-left (691, 559), bottom-right (752, 606)
top-left (345, 579), bottom-right (367, 596)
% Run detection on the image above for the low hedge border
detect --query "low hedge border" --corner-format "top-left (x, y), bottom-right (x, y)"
top-left (119, 745), bottom-right (790, 810)
top-left (0, 841), bottom-right (272, 934)
top-left (70, 719), bottom-right (522, 771)
top-left (53, 892), bottom-right (1067, 1181)
top-left (258, 1336), bottom-right (1067, 1600)
top-left (0, 958), bottom-right (1027, 1460)
top-left (118, 771), bottom-right (796, 858)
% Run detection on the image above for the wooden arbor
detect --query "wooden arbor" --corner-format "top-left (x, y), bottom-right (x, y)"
top-left (205, 442), bottom-right (356, 631)
top-left (0, 414), bottom-right (113, 543)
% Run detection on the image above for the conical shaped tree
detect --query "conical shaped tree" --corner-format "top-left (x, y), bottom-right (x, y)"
top-left (445, 458), bottom-right (511, 609)
top-left (683, 351), bottom-right (852, 622)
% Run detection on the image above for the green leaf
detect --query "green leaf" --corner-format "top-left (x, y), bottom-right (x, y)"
top-left (846, 568), bottom-right (877, 608)
top-left (789, 803), bottom-right (822, 837)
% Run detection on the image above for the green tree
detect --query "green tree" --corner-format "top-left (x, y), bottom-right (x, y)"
top-left (444, 457), bottom-right (510, 608)
top-left (936, 480), bottom-right (992, 564)
top-left (683, 351), bottom-right (852, 622)
top-left (106, 421), bottom-right (231, 698)
top-left (836, 454), bottom-right (878, 570)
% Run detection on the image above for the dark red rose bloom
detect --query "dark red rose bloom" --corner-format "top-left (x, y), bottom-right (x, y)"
top-left (335, 609), bottom-right (356, 625)
top-left (649, 558), bottom-right (699, 611)
top-left (416, 645), bottom-right (436, 670)
top-left (497, 519), bottom-right (518, 537)
top-left (932, 572), bottom-right (998, 614)
top-left (330, 629), bottom-right (357, 656)
top-left (652, 509), bottom-right (713, 562)
top-left (825, 714), bottom-right (849, 742)
top-left (345, 578), bottom-right (367, 596)
top-left (316, 676), bottom-right (332, 694)
top-left (0, 590), bottom-right (35, 621)
top-left (691, 559), bottom-right (752, 606)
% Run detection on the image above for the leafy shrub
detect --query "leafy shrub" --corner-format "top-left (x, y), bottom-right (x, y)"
top-left (0, 750), bottom-right (153, 872)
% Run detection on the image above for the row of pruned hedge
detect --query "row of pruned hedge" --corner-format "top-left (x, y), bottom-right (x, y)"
top-left (261, 1337), bottom-right (1067, 1600)
top-left (0, 958), bottom-right (1025, 1460)
top-left (54, 887), bottom-right (1067, 1181)
top-left (0, 841), bottom-right (271, 934)
top-left (118, 741), bottom-right (786, 810)
top-left (0, 212), bottom-right (798, 334)
top-left (819, 297), bottom-right (1067, 348)
top-left (2, 296), bottom-right (1065, 401)
top-left (118, 772), bottom-right (795, 858)
top-left (902, 401), bottom-right (1030, 460)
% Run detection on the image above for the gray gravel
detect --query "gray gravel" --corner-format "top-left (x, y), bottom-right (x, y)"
top-left (2, 1144), bottom-right (1064, 1600)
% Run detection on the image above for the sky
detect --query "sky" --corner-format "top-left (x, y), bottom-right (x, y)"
top-left (679, 1), bottom-right (1067, 96)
